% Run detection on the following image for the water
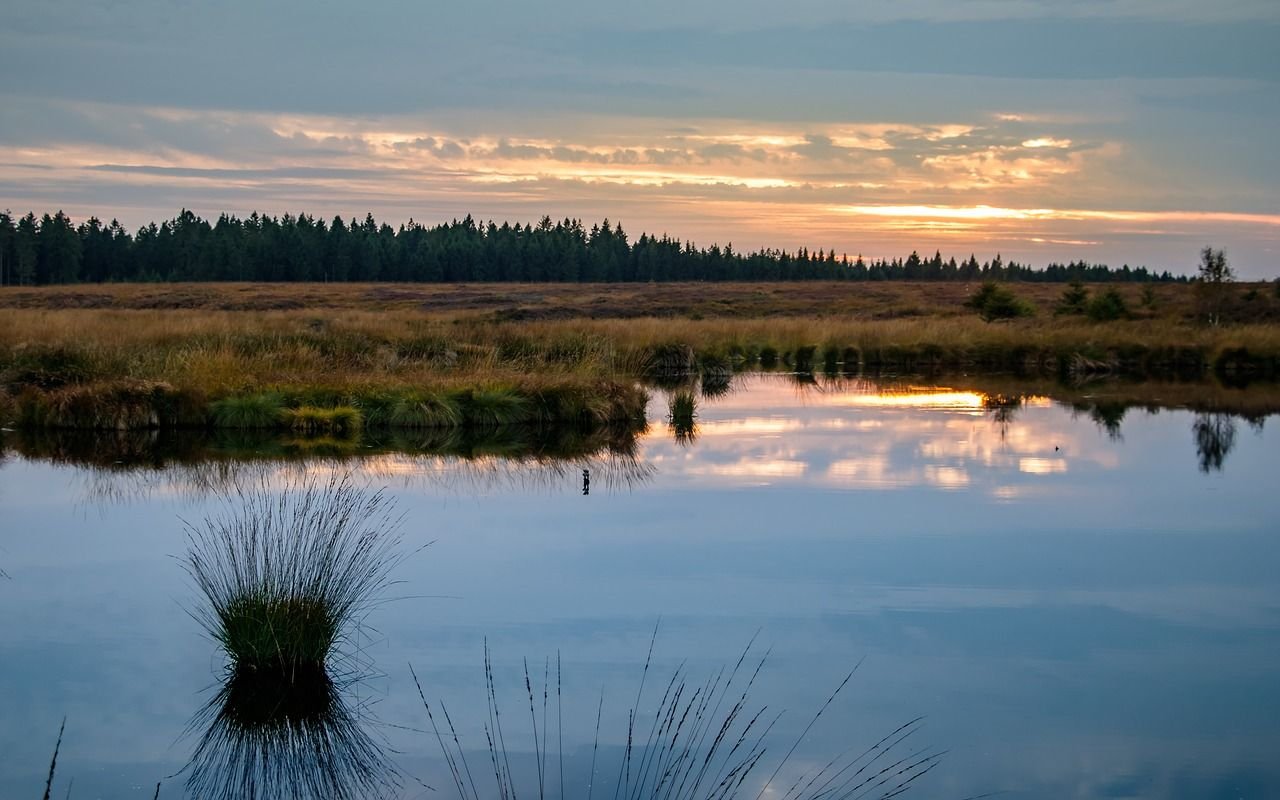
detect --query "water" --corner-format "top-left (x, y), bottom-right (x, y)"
top-left (2, 375), bottom-right (1278, 799)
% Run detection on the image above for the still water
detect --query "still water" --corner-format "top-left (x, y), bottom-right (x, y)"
top-left (1, 375), bottom-right (1277, 799)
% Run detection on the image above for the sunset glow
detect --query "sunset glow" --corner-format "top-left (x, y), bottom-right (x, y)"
top-left (2, 1), bottom-right (1277, 275)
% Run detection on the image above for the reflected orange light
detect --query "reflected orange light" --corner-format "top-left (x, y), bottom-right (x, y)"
top-left (839, 390), bottom-right (988, 410)
top-left (1019, 457), bottom-right (1068, 475)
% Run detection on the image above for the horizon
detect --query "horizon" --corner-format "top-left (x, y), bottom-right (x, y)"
top-left (2, 1), bottom-right (1279, 278)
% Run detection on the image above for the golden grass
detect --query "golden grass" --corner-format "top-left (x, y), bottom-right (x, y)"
top-left (4, 280), bottom-right (1275, 322)
top-left (2, 284), bottom-right (1278, 430)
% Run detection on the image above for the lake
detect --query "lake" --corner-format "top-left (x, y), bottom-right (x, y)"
top-left (2, 374), bottom-right (1277, 799)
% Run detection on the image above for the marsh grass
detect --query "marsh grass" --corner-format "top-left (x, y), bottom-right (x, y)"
top-left (386, 391), bottom-right (463, 428)
top-left (414, 634), bottom-right (940, 800)
top-left (465, 387), bottom-right (536, 427)
top-left (211, 393), bottom-right (286, 428)
top-left (181, 474), bottom-right (408, 678)
top-left (283, 406), bottom-right (363, 435)
top-left (4, 299), bottom-right (1279, 432)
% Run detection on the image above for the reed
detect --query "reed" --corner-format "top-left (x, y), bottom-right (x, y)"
top-left (414, 635), bottom-right (940, 800)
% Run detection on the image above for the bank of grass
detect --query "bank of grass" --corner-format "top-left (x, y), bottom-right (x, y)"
top-left (2, 301), bottom-right (1279, 430)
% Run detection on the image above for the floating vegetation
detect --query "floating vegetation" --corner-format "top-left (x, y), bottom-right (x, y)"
top-left (414, 634), bottom-right (942, 800)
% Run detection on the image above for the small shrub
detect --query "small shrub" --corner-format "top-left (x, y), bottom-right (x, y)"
top-left (758, 345), bottom-right (779, 368)
top-left (1055, 281), bottom-right (1090, 315)
top-left (965, 281), bottom-right (1033, 321)
top-left (1086, 288), bottom-right (1130, 322)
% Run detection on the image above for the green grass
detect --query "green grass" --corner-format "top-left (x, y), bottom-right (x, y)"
top-left (385, 391), bottom-right (463, 428)
top-left (211, 393), bottom-right (285, 428)
top-left (464, 387), bottom-right (534, 427)
top-left (282, 405), bottom-right (363, 435)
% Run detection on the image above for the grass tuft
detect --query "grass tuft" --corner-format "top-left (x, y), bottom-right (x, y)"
top-left (181, 473), bottom-right (406, 677)
top-left (211, 394), bottom-right (285, 428)
top-left (465, 387), bottom-right (534, 427)
top-left (387, 391), bottom-right (463, 428)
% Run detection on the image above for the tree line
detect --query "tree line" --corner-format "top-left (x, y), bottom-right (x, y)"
top-left (0, 209), bottom-right (1184, 285)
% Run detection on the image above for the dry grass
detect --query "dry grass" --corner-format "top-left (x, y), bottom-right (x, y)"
top-left (1, 283), bottom-right (1277, 430)
top-left (4, 280), bottom-right (1271, 321)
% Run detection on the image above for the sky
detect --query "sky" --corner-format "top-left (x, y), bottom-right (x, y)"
top-left (1, 0), bottom-right (1279, 277)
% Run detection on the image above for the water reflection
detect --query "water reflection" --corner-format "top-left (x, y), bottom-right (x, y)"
top-left (185, 667), bottom-right (395, 800)
top-left (2, 373), bottom-right (1279, 798)
top-left (1193, 413), bottom-right (1237, 473)
top-left (2, 374), bottom-right (1277, 503)
top-left (667, 389), bottom-right (698, 445)
top-left (0, 422), bottom-right (653, 504)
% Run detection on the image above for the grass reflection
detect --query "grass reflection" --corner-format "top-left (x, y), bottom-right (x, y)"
top-left (180, 474), bottom-right (406, 800)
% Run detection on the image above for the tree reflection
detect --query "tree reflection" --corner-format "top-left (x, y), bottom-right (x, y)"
top-left (1193, 413), bottom-right (1237, 473)
top-left (984, 393), bottom-right (1023, 440)
top-left (1089, 403), bottom-right (1127, 441)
